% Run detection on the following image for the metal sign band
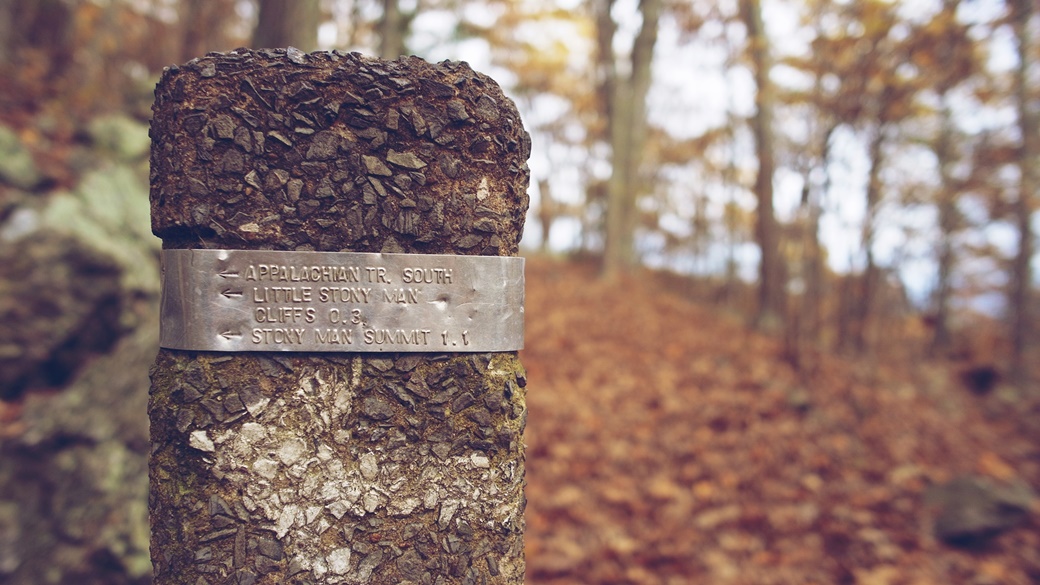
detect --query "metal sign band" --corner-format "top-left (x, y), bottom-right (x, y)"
top-left (159, 249), bottom-right (524, 352)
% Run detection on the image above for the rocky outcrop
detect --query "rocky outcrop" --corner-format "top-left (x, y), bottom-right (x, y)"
top-left (0, 116), bottom-right (158, 398)
top-left (0, 231), bottom-right (124, 399)
top-left (0, 309), bottom-right (156, 584)
top-left (0, 115), bottom-right (158, 584)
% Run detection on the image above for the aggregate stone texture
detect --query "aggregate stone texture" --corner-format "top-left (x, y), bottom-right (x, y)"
top-left (148, 49), bottom-right (530, 585)
top-left (149, 48), bottom-right (529, 254)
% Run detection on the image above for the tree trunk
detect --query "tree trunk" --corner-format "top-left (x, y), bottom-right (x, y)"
top-left (741, 0), bottom-right (785, 331)
top-left (0, 0), bottom-right (12, 65)
top-left (538, 177), bottom-right (556, 251)
top-left (853, 124), bottom-right (886, 353)
top-left (149, 50), bottom-right (531, 585)
top-left (799, 202), bottom-right (825, 368)
top-left (1009, 0), bottom-right (1036, 389)
top-left (379, 0), bottom-right (408, 59)
top-left (601, 0), bottom-right (661, 278)
top-left (931, 99), bottom-right (957, 356)
top-left (179, 0), bottom-right (241, 63)
top-left (603, 79), bottom-right (636, 277)
top-left (787, 127), bottom-right (831, 374)
top-left (253, 0), bottom-right (320, 51)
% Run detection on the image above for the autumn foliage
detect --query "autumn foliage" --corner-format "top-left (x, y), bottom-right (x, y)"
top-left (521, 256), bottom-right (1039, 584)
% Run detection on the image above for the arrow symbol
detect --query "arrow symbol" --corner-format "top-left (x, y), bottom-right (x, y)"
top-left (218, 270), bottom-right (240, 279)
top-left (221, 289), bottom-right (244, 299)
top-left (220, 331), bottom-right (242, 341)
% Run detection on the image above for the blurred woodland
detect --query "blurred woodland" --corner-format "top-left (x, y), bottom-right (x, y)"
top-left (0, 0), bottom-right (1038, 381)
top-left (0, 0), bottom-right (1038, 583)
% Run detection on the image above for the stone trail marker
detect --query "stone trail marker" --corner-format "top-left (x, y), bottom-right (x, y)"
top-left (148, 49), bottom-right (530, 584)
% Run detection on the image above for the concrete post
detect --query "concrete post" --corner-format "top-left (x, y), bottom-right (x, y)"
top-left (148, 49), bottom-right (530, 585)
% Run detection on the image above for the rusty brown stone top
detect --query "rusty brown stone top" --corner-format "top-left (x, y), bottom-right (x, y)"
top-left (150, 48), bottom-right (530, 255)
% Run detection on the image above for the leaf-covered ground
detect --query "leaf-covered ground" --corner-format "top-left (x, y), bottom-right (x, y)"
top-left (520, 256), bottom-right (1040, 585)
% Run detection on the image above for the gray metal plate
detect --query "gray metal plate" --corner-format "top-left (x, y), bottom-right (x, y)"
top-left (160, 249), bottom-right (524, 352)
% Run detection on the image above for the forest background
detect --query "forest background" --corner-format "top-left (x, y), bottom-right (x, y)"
top-left (0, 0), bottom-right (1039, 583)
top-left (2, 0), bottom-right (1039, 380)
